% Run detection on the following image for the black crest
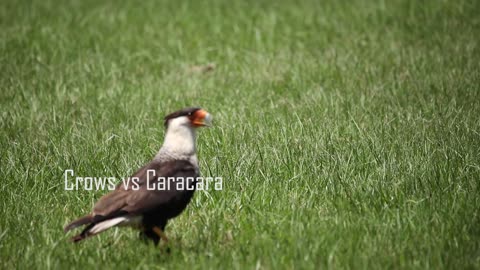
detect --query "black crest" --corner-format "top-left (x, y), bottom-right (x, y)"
top-left (164, 107), bottom-right (201, 127)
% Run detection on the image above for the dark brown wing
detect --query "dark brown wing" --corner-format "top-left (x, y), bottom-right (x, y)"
top-left (92, 159), bottom-right (198, 217)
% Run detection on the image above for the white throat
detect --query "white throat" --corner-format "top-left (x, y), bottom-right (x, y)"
top-left (154, 117), bottom-right (197, 163)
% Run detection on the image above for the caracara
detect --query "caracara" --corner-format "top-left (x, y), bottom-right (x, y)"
top-left (64, 107), bottom-right (212, 245)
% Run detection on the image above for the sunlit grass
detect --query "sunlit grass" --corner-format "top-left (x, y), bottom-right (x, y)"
top-left (1, 0), bottom-right (479, 269)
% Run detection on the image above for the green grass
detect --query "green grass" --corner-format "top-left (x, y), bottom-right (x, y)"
top-left (1, 0), bottom-right (479, 269)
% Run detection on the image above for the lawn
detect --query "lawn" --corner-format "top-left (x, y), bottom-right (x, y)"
top-left (1, 0), bottom-right (479, 269)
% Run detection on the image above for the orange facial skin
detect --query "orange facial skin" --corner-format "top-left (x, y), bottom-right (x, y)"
top-left (190, 109), bottom-right (210, 127)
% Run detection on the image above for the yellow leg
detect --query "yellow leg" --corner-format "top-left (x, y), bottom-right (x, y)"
top-left (152, 226), bottom-right (169, 243)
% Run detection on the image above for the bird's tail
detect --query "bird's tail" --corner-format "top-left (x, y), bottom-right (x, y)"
top-left (67, 216), bottom-right (128, 243)
top-left (64, 215), bottom-right (93, 232)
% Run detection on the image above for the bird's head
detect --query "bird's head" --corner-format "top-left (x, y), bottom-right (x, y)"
top-left (164, 107), bottom-right (213, 129)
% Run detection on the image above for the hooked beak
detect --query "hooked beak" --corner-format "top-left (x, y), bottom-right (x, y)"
top-left (191, 109), bottom-right (213, 127)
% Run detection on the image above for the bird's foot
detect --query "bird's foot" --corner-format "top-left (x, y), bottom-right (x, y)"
top-left (152, 226), bottom-right (169, 243)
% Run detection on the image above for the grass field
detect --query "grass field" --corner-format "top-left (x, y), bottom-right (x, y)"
top-left (1, 0), bottom-right (479, 269)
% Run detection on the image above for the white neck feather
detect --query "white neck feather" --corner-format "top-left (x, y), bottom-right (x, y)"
top-left (154, 117), bottom-right (197, 163)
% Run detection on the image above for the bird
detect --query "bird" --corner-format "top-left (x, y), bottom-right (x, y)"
top-left (64, 107), bottom-right (212, 245)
